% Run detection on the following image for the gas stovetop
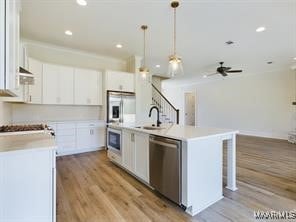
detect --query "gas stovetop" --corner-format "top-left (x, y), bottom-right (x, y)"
top-left (0, 124), bottom-right (55, 136)
top-left (0, 124), bottom-right (48, 133)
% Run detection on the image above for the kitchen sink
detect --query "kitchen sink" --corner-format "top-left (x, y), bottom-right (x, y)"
top-left (134, 126), bottom-right (164, 130)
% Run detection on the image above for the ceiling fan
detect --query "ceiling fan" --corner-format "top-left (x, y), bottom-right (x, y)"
top-left (203, 62), bottom-right (243, 78)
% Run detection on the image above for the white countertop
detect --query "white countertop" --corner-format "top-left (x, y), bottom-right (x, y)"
top-left (108, 123), bottom-right (238, 141)
top-left (0, 133), bottom-right (56, 153)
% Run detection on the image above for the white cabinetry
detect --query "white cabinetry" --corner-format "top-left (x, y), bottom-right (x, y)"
top-left (49, 120), bottom-right (105, 156)
top-left (27, 57), bottom-right (43, 103)
top-left (0, 0), bottom-right (20, 96)
top-left (74, 68), bottom-right (102, 105)
top-left (55, 123), bottom-right (76, 155)
top-left (105, 70), bottom-right (134, 92)
top-left (0, 148), bottom-right (56, 222)
top-left (134, 133), bottom-right (149, 182)
top-left (43, 63), bottom-right (74, 105)
top-left (116, 128), bottom-right (149, 183)
top-left (122, 130), bottom-right (135, 172)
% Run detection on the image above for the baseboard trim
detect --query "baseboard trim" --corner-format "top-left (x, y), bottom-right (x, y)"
top-left (238, 130), bottom-right (288, 140)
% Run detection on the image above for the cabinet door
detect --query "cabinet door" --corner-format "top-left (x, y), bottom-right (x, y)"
top-left (122, 72), bottom-right (134, 92)
top-left (88, 70), bottom-right (99, 105)
top-left (43, 63), bottom-right (59, 104)
top-left (27, 58), bottom-right (42, 103)
top-left (76, 127), bottom-right (91, 149)
top-left (6, 0), bottom-right (19, 93)
top-left (90, 127), bottom-right (105, 148)
top-left (105, 71), bottom-right (134, 92)
top-left (122, 131), bottom-right (135, 172)
top-left (134, 133), bottom-right (149, 182)
top-left (59, 66), bottom-right (74, 104)
top-left (74, 68), bottom-right (98, 105)
top-left (97, 71), bottom-right (103, 105)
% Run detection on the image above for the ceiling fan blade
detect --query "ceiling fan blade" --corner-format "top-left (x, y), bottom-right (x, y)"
top-left (226, 70), bottom-right (242, 73)
top-left (225, 67), bottom-right (231, 71)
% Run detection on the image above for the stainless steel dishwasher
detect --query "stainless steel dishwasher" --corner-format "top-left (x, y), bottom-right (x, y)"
top-left (149, 135), bottom-right (182, 205)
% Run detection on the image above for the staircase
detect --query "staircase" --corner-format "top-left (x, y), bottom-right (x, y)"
top-left (151, 83), bottom-right (179, 124)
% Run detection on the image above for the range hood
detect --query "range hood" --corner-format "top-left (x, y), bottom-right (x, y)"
top-left (19, 67), bottom-right (34, 85)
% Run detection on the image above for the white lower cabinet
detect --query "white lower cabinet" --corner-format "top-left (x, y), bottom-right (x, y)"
top-left (49, 121), bottom-right (105, 156)
top-left (0, 148), bottom-right (56, 222)
top-left (122, 130), bottom-right (135, 172)
top-left (134, 133), bottom-right (149, 182)
top-left (120, 129), bottom-right (149, 183)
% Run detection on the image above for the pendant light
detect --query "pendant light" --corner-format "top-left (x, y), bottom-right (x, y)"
top-left (139, 25), bottom-right (150, 80)
top-left (168, 0), bottom-right (184, 77)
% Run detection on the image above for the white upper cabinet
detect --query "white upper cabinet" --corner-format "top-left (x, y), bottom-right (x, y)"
top-left (27, 58), bottom-right (42, 104)
top-left (43, 63), bottom-right (74, 105)
top-left (74, 68), bottom-right (102, 105)
top-left (0, 0), bottom-right (20, 96)
top-left (105, 70), bottom-right (135, 92)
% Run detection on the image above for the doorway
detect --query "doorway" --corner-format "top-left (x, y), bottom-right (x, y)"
top-left (184, 92), bottom-right (196, 126)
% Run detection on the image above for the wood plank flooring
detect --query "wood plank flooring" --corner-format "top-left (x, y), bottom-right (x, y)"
top-left (57, 135), bottom-right (296, 222)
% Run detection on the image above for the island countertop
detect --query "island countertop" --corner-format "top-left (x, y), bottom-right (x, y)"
top-left (108, 123), bottom-right (238, 141)
top-left (0, 133), bottom-right (56, 153)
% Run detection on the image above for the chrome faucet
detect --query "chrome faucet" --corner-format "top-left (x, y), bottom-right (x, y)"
top-left (149, 106), bottom-right (162, 127)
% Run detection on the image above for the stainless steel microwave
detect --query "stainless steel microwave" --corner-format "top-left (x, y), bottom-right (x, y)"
top-left (107, 127), bottom-right (122, 155)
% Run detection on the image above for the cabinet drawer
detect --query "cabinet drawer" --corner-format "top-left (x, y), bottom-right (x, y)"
top-left (56, 123), bottom-right (76, 130)
top-left (56, 128), bottom-right (75, 136)
top-left (76, 121), bottom-right (105, 128)
top-left (107, 150), bottom-right (122, 164)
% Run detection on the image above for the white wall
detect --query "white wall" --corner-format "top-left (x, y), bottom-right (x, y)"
top-left (23, 39), bottom-right (127, 71)
top-left (0, 101), bottom-right (12, 125)
top-left (163, 69), bottom-right (295, 139)
top-left (11, 104), bottom-right (101, 123)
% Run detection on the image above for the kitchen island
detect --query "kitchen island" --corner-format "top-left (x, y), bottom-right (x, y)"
top-left (0, 133), bottom-right (56, 222)
top-left (107, 123), bottom-right (238, 216)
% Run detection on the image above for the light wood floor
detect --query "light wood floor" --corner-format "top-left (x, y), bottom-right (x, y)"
top-left (56, 135), bottom-right (296, 222)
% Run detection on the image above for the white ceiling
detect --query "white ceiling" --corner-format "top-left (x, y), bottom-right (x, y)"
top-left (21, 0), bottom-right (296, 84)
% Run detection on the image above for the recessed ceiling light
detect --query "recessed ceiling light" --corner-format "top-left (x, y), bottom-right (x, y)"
top-left (256, 26), bottom-right (266, 32)
top-left (116, 44), bottom-right (123, 48)
top-left (65, 30), bottom-right (73, 36)
top-left (155, 65), bottom-right (160, 68)
top-left (293, 57), bottom-right (296, 60)
top-left (203, 75), bottom-right (207, 78)
top-left (76, 0), bottom-right (87, 6)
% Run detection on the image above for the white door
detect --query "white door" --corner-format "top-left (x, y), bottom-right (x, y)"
top-left (97, 71), bottom-right (103, 105)
top-left (27, 58), bottom-right (42, 103)
top-left (76, 127), bottom-right (91, 149)
top-left (185, 92), bottom-right (196, 126)
top-left (59, 66), bottom-right (74, 104)
top-left (134, 133), bottom-right (149, 182)
top-left (91, 127), bottom-right (105, 148)
top-left (105, 71), bottom-right (135, 92)
top-left (74, 68), bottom-right (98, 105)
top-left (43, 63), bottom-right (59, 104)
top-left (4, 0), bottom-right (19, 94)
top-left (122, 131), bottom-right (135, 172)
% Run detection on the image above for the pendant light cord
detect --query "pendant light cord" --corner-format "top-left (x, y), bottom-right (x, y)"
top-left (144, 27), bottom-right (146, 66)
top-left (174, 7), bottom-right (176, 56)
